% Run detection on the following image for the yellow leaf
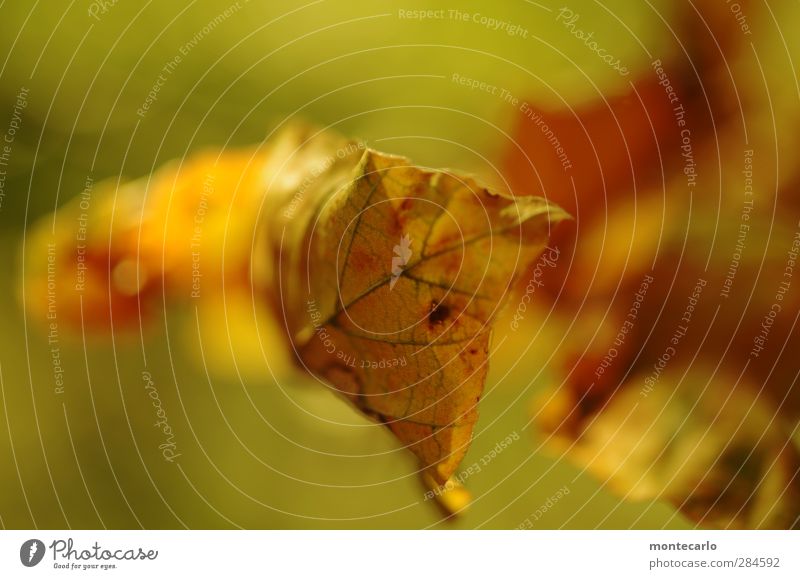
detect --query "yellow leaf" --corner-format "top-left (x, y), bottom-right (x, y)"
top-left (261, 126), bottom-right (569, 485)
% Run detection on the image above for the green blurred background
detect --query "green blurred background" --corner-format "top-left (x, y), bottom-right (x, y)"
top-left (0, 0), bottom-right (711, 529)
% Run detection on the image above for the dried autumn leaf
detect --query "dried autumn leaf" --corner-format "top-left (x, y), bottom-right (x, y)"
top-left (259, 125), bottom-right (569, 486)
top-left (528, 163), bottom-right (800, 529)
top-left (529, 198), bottom-right (800, 528)
top-left (534, 365), bottom-right (800, 529)
top-left (505, 0), bottom-right (799, 529)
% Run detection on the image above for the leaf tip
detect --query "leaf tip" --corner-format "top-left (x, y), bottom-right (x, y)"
top-left (422, 471), bottom-right (473, 517)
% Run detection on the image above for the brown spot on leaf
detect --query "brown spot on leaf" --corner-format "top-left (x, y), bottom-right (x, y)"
top-left (428, 301), bottom-right (450, 325)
